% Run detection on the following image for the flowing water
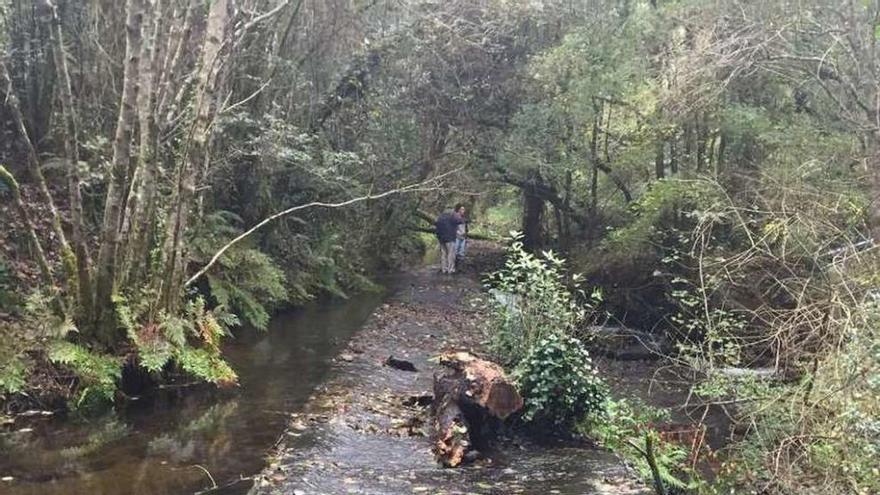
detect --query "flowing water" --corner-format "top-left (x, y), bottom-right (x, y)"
top-left (0, 290), bottom-right (387, 495)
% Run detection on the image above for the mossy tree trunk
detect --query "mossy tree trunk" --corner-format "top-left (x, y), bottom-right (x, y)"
top-left (0, 165), bottom-right (59, 302)
top-left (160, 0), bottom-right (233, 312)
top-left (94, 0), bottom-right (146, 344)
top-left (0, 59), bottom-right (75, 302)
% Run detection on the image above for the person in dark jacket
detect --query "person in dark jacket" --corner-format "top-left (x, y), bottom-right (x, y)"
top-left (435, 205), bottom-right (464, 273)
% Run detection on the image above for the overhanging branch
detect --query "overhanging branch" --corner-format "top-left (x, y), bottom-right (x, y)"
top-left (185, 170), bottom-right (460, 287)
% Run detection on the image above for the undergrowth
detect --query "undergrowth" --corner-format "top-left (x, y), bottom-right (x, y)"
top-left (488, 236), bottom-right (707, 493)
top-left (486, 237), bottom-right (605, 427)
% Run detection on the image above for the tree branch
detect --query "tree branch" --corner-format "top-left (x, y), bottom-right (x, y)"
top-left (185, 171), bottom-right (460, 287)
top-left (237, 0), bottom-right (292, 35)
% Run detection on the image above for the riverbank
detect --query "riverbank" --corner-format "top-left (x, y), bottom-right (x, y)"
top-left (0, 290), bottom-right (388, 495)
top-left (252, 242), bottom-right (648, 495)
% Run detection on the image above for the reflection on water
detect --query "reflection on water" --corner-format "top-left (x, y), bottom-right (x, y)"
top-left (0, 290), bottom-right (386, 495)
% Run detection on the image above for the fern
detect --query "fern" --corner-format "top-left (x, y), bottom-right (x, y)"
top-left (48, 342), bottom-right (121, 401)
top-left (117, 295), bottom-right (239, 386)
top-left (175, 347), bottom-right (237, 386)
top-left (136, 334), bottom-right (173, 373)
top-left (158, 314), bottom-right (189, 348)
top-left (190, 209), bottom-right (288, 329)
top-left (0, 288), bottom-right (81, 396)
top-left (208, 273), bottom-right (273, 329)
top-left (0, 354), bottom-right (30, 394)
top-left (185, 297), bottom-right (236, 352)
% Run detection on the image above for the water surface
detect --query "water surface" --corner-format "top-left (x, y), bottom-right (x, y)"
top-left (0, 291), bottom-right (386, 495)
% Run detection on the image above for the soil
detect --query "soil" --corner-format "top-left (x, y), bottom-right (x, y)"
top-left (250, 242), bottom-right (650, 495)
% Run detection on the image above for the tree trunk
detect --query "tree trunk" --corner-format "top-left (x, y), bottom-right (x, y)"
top-left (522, 170), bottom-right (545, 251)
top-left (417, 120), bottom-right (449, 180)
top-left (0, 59), bottom-right (76, 302)
top-left (562, 170), bottom-right (573, 249)
top-left (155, 0), bottom-right (197, 126)
top-left (432, 352), bottom-right (523, 467)
top-left (696, 122), bottom-right (705, 173)
top-left (42, 0), bottom-right (94, 316)
top-left (0, 166), bottom-right (59, 305)
top-left (554, 206), bottom-right (564, 248)
top-left (670, 138), bottom-right (678, 174)
top-left (683, 121), bottom-right (692, 162)
top-left (707, 133), bottom-right (717, 174)
top-left (590, 111), bottom-right (600, 216)
top-left (94, 0), bottom-right (145, 341)
top-left (655, 139), bottom-right (665, 179)
top-left (120, 0), bottom-right (165, 288)
top-left (868, 134), bottom-right (880, 243)
top-left (160, 0), bottom-right (233, 311)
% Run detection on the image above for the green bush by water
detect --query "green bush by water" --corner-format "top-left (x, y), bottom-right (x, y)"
top-left (515, 332), bottom-right (605, 427)
top-left (487, 237), bottom-right (605, 426)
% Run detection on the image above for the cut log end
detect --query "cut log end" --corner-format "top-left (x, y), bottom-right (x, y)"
top-left (432, 352), bottom-right (522, 467)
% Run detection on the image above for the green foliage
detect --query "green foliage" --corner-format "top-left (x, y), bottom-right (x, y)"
top-left (602, 179), bottom-right (719, 263)
top-left (0, 353), bottom-right (30, 394)
top-left (668, 269), bottom-right (747, 373)
top-left (708, 298), bottom-right (880, 494)
top-left (0, 257), bottom-right (20, 312)
top-left (488, 237), bottom-right (605, 427)
top-left (655, 170), bottom-right (879, 493)
top-left (192, 210), bottom-right (288, 329)
top-left (175, 346), bottom-right (238, 387)
top-left (48, 342), bottom-right (121, 403)
top-left (583, 396), bottom-right (668, 449)
top-left (474, 194), bottom-right (520, 240)
top-left (514, 332), bottom-right (605, 427)
top-left (118, 295), bottom-right (238, 386)
top-left (582, 398), bottom-right (705, 493)
top-left (207, 247), bottom-right (287, 330)
top-left (486, 236), bottom-right (588, 366)
top-left (210, 112), bottom-right (391, 303)
top-left (0, 291), bottom-right (76, 395)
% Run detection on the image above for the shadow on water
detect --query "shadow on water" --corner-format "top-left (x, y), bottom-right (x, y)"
top-left (0, 288), bottom-right (389, 495)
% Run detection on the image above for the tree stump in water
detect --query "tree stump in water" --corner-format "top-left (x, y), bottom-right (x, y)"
top-left (432, 352), bottom-right (523, 467)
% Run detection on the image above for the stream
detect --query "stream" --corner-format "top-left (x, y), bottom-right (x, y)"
top-left (0, 289), bottom-right (388, 495)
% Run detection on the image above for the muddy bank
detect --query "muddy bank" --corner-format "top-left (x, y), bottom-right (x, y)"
top-left (252, 245), bottom-right (648, 495)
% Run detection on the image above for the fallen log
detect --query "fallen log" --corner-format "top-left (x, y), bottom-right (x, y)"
top-left (432, 352), bottom-right (523, 467)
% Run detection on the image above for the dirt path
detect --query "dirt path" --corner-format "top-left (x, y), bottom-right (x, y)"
top-left (251, 244), bottom-right (648, 495)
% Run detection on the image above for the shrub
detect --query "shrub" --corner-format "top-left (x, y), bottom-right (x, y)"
top-left (658, 175), bottom-right (880, 494)
top-left (514, 332), bottom-right (605, 427)
top-left (486, 236), bottom-right (588, 366)
top-left (190, 210), bottom-right (288, 329)
top-left (0, 353), bottom-right (29, 394)
top-left (1, 291), bottom-right (77, 397)
top-left (487, 237), bottom-right (606, 427)
top-left (582, 398), bottom-right (704, 493)
top-left (207, 247), bottom-right (287, 330)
